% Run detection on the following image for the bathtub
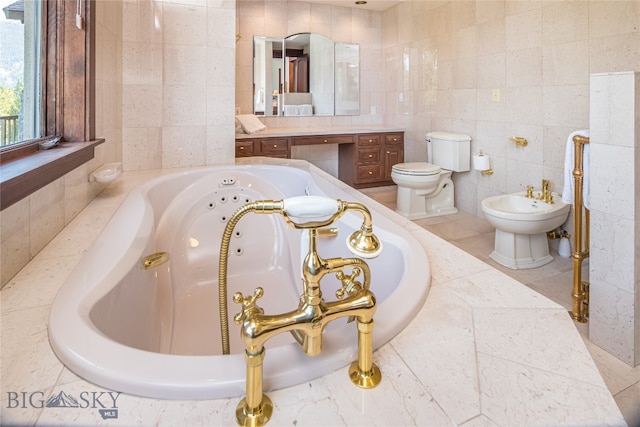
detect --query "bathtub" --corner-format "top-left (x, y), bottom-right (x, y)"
top-left (49, 161), bottom-right (430, 400)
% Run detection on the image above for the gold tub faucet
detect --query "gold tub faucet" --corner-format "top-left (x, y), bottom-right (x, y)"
top-left (218, 197), bottom-right (382, 427)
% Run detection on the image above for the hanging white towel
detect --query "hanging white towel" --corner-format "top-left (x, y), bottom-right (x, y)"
top-left (561, 130), bottom-right (590, 209)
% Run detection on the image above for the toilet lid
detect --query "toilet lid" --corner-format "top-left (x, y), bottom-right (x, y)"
top-left (392, 162), bottom-right (441, 176)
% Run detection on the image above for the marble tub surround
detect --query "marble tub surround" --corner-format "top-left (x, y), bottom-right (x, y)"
top-left (0, 159), bottom-right (625, 426)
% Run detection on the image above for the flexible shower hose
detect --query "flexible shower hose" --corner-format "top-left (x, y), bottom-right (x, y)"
top-left (218, 201), bottom-right (284, 355)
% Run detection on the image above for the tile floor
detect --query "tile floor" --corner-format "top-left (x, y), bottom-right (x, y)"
top-left (362, 185), bottom-right (640, 427)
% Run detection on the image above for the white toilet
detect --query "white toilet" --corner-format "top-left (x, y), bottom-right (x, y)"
top-left (391, 131), bottom-right (471, 220)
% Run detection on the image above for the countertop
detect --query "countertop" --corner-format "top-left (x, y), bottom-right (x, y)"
top-left (235, 126), bottom-right (404, 140)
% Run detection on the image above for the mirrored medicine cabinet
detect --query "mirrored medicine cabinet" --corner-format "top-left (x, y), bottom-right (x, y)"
top-left (253, 33), bottom-right (359, 117)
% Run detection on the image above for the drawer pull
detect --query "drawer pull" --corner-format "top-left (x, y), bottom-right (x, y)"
top-left (368, 139), bottom-right (373, 142)
top-left (368, 154), bottom-right (373, 158)
top-left (386, 151), bottom-right (390, 154)
top-left (273, 144), bottom-right (278, 148)
top-left (368, 171), bottom-right (373, 175)
top-left (323, 139), bottom-right (328, 143)
top-left (393, 138), bottom-right (397, 141)
top-left (240, 147), bottom-right (244, 150)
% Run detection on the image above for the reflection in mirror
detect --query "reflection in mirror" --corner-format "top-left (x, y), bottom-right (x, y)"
top-left (306, 33), bottom-right (334, 116)
top-left (284, 33), bottom-right (310, 93)
top-left (335, 43), bottom-right (359, 116)
top-left (253, 33), bottom-right (359, 117)
top-left (253, 37), bottom-right (284, 116)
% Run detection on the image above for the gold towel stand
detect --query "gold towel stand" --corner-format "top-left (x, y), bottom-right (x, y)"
top-left (570, 134), bottom-right (590, 323)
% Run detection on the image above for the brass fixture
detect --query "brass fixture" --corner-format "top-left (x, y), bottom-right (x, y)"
top-left (547, 229), bottom-right (570, 240)
top-left (317, 227), bottom-right (339, 237)
top-left (477, 150), bottom-right (493, 175)
top-left (142, 252), bottom-right (170, 270)
top-left (570, 134), bottom-right (590, 323)
top-left (535, 179), bottom-right (554, 204)
top-left (218, 197), bottom-right (382, 426)
top-left (525, 185), bottom-right (534, 198)
top-left (236, 33), bottom-right (242, 43)
top-left (509, 136), bottom-right (528, 147)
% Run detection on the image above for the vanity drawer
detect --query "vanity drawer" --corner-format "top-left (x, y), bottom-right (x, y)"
top-left (356, 164), bottom-right (382, 181)
top-left (235, 141), bottom-right (254, 157)
top-left (385, 133), bottom-right (403, 145)
top-left (358, 147), bottom-right (380, 163)
top-left (293, 134), bottom-right (354, 146)
top-left (357, 134), bottom-right (382, 146)
top-left (259, 138), bottom-right (289, 155)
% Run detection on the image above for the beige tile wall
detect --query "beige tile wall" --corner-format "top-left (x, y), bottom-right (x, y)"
top-left (382, 1), bottom-right (639, 219)
top-left (121, 0), bottom-right (236, 171)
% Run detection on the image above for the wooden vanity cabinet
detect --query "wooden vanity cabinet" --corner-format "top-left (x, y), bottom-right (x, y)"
top-left (382, 133), bottom-right (404, 182)
top-left (235, 137), bottom-right (290, 158)
top-left (236, 130), bottom-right (404, 188)
top-left (292, 134), bottom-right (355, 146)
top-left (339, 132), bottom-right (404, 188)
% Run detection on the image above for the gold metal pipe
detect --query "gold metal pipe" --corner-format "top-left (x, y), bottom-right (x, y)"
top-left (235, 348), bottom-right (272, 427)
top-left (349, 319), bottom-right (381, 389)
top-left (570, 134), bottom-right (590, 323)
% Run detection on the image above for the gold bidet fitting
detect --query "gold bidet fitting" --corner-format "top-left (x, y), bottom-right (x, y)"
top-left (218, 196), bottom-right (383, 427)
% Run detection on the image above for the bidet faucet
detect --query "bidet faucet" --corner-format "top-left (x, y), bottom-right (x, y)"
top-left (540, 179), bottom-right (554, 203)
top-left (542, 179), bottom-right (549, 195)
top-left (218, 196), bottom-right (383, 427)
top-left (525, 185), bottom-right (534, 198)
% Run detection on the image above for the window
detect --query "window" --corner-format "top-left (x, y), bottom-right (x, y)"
top-left (0, 0), bottom-right (101, 210)
top-left (0, 0), bottom-right (41, 147)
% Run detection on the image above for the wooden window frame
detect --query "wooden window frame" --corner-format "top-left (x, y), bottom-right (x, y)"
top-left (0, 0), bottom-right (103, 211)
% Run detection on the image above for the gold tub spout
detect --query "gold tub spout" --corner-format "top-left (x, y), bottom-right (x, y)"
top-left (218, 197), bottom-right (382, 426)
top-left (142, 252), bottom-right (170, 270)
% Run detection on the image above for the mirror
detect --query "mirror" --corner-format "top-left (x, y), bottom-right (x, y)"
top-left (253, 33), bottom-right (359, 117)
top-left (253, 36), bottom-right (284, 116)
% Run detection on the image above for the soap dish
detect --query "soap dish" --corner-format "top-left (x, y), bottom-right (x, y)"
top-left (90, 162), bottom-right (122, 184)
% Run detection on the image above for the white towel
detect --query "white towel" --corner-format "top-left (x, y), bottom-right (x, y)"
top-left (561, 130), bottom-right (590, 209)
top-left (298, 104), bottom-right (313, 116)
top-left (283, 105), bottom-right (299, 116)
top-left (235, 114), bottom-right (266, 134)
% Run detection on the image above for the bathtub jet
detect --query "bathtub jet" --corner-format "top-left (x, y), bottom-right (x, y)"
top-left (48, 161), bottom-right (431, 400)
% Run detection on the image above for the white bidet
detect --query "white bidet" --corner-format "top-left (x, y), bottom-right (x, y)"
top-left (481, 192), bottom-right (570, 269)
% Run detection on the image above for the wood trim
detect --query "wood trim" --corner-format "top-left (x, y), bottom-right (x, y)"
top-left (0, 139), bottom-right (105, 210)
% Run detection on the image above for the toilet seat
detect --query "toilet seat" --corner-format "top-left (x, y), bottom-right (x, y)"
top-left (392, 162), bottom-right (441, 176)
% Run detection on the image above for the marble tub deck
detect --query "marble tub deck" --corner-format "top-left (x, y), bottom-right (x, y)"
top-left (0, 159), bottom-right (626, 426)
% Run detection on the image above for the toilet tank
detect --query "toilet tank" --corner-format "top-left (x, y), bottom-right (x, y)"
top-left (426, 131), bottom-right (471, 172)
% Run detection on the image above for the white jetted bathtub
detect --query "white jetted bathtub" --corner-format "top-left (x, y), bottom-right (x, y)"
top-left (49, 162), bottom-right (430, 400)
